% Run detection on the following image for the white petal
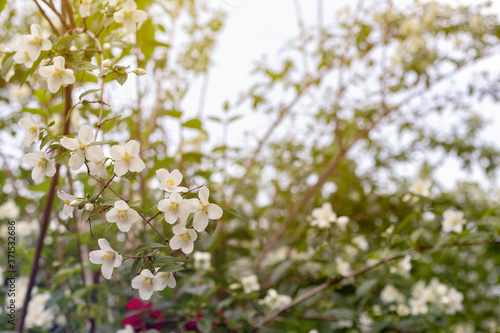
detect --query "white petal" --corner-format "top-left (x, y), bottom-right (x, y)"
top-left (18, 117), bottom-right (35, 131)
top-left (133, 10), bottom-right (147, 23)
top-left (131, 275), bottom-right (145, 289)
top-left (85, 146), bottom-right (104, 162)
top-left (110, 144), bottom-right (125, 160)
top-left (23, 153), bottom-right (39, 166)
top-left (45, 161), bottom-right (56, 177)
top-left (113, 10), bottom-right (125, 23)
top-left (89, 250), bottom-right (107, 264)
top-left (126, 140), bottom-right (140, 156)
top-left (78, 125), bottom-right (94, 144)
top-left (61, 70), bottom-right (75, 85)
top-left (124, 0), bottom-right (137, 11)
top-left (207, 204), bottom-right (223, 220)
top-left (115, 200), bottom-right (129, 211)
top-left (113, 252), bottom-right (123, 267)
top-left (114, 160), bottom-right (129, 176)
top-left (126, 208), bottom-right (139, 224)
top-left (38, 65), bottom-right (55, 78)
top-left (23, 133), bottom-right (36, 146)
top-left (170, 169), bottom-right (183, 186)
top-left (164, 210), bottom-right (178, 224)
top-left (30, 24), bottom-right (42, 37)
top-left (187, 229), bottom-right (198, 242)
top-left (32, 166), bottom-right (44, 183)
top-left (106, 208), bottom-right (120, 223)
top-left (138, 287), bottom-right (153, 300)
top-left (53, 56), bottom-right (65, 70)
top-left (47, 76), bottom-right (62, 93)
top-left (198, 186), bottom-right (209, 204)
top-left (169, 235), bottom-right (182, 250)
top-left (128, 157), bottom-right (145, 172)
top-left (156, 168), bottom-right (169, 185)
top-left (172, 224), bottom-right (186, 234)
top-left (60, 137), bottom-right (80, 150)
top-left (101, 262), bottom-right (114, 279)
top-left (141, 269), bottom-right (155, 278)
top-left (98, 238), bottom-right (113, 251)
top-left (152, 277), bottom-right (163, 291)
top-left (193, 212), bottom-right (208, 232)
top-left (116, 220), bottom-right (132, 232)
top-left (68, 151), bottom-right (85, 170)
top-left (182, 240), bottom-right (194, 254)
top-left (41, 38), bottom-right (52, 51)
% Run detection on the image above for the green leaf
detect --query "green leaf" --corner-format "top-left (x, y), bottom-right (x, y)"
top-left (270, 260), bottom-right (293, 284)
top-left (79, 88), bottom-right (101, 100)
top-left (205, 219), bottom-right (217, 236)
top-left (0, 0), bottom-right (7, 13)
top-left (165, 110), bottom-right (183, 118)
top-left (247, 298), bottom-right (265, 315)
top-left (152, 256), bottom-right (179, 266)
top-left (134, 242), bottom-right (169, 254)
top-left (182, 118), bottom-right (202, 130)
top-left (157, 263), bottom-right (184, 273)
top-left (54, 151), bottom-right (71, 166)
top-left (55, 35), bottom-right (80, 47)
top-left (410, 228), bottom-right (425, 245)
top-left (70, 60), bottom-right (98, 72)
top-left (221, 205), bottom-right (241, 218)
top-left (1, 52), bottom-right (14, 78)
top-left (355, 278), bottom-right (378, 300)
top-left (116, 73), bottom-right (128, 85)
top-left (39, 134), bottom-right (52, 150)
top-left (131, 258), bottom-right (143, 275)
top-left (89, 140), bottom-right (119, 146)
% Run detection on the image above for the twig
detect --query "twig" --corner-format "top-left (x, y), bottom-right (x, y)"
top-left (32, 0), bottom-right (60, 36)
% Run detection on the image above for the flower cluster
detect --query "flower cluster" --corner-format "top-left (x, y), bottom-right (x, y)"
top-left (260, 289), bottom-right (292, 311)
top-left (309, 202), bottom-right (349, 230)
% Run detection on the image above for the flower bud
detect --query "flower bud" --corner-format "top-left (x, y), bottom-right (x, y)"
top-left (133, 68), bottom-right (146, 76)
top-left (69, 200), bottom-right (82, 207)
top-left (103, 43), bottom-right (111, 50)
top-left (85, 203), bottom-right (94, 211)
top-left (69, 46), bottom-right (78, 52)
top-left (102, 59), bottom-right (113, 68)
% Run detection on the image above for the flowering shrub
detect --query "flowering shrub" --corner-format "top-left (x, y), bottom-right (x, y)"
top-left (0, 0), bottom-right (500, 332)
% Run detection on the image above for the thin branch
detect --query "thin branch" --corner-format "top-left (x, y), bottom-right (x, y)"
top-left (32, 0), bottom-right (60, 36)
top-left (255, 238), bottom-right (500, 327)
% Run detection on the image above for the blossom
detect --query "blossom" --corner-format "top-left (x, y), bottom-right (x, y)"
top-left (110, 140), bottom-right (145, 176)
top-left (23, 151), bottom-right (56, 183)
top-left (18, 116), bottom-right (42, 146)
top-left (60, 125), bottom-right (105, 170)
top-left (409, 177), bottom-right (432, 196)
top-left (113, 0), bottom-right (147, 34)
top-left (157, 192), bottom-right (197, 224)
top-left (57, 191), bottom-right (76, 217)
top-left (352, 235), bottom-right (368, 251)
top-left (39, 56), bottom-right (75, 93)
top-left (396, 304), bottom-right (410, 316)
top-left (105, 200), bottom-right (139, 232)
top-left (192, 186), bottom-right (223, 232)
top-left (88, 158), bottom-right (108, 178)
top-left (89, 238), bottom-right (122, 279)
top-left (193, 252), bottom-right (211, 271)
top-left (80, 0), bottom-right (92, 17)
top-left (335, 257), bottom-right (351, 276)
top-left (442, 209), bottom-right (466, 233)
top-left (13, 24), bottom-right (52, 67)
top-left (241, 274), bottom-right (260, 294)
top-left (156, 169), bottom-right (188, 193)
top-left (155, 270), bottom-right (176, 289)
top-left (170, 224), bottom-right (197, 254)
top-left (409, 298), bottom-right (428, 315)
top-left (131, 269), bottom-right (162, 300)
top-left (261, 289), bottom-right (291, 311)
top-left (443, 288), bottom-right (464, 314)
top-left (310, 203), bottom-right (336, 228)
top-left (25, 291), bottom-right (56, 329)
top-left (380, 285), bottom-right (402, 304)
top-left (0, 200), bottom-right (20, 220)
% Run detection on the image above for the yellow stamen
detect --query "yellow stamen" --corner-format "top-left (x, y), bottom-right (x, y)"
top-left (82, 0), bottom-right (89, 6)
top-left (103, 253), bottom-right (111, 262)
top-left (38, 160), bottom-right (46, 168)
top-left (125, 11), bottom-right (134, 20)
top-left (170, 203), bottom-right (178, 211)
top-left (143, 279), bottom-right (151, 287)
top-left (95, 161), bottom-right (101, 166)
top-left (168, 179), bottom-right (175, 186)
top-left (322, 213), bottom-right (329, 220)
top-left (29, 126), bottom-right (37, 135)
top-left (30, 37), bottom-right (41, 46)
top-left (119, 211), bottom-right (127, 219)
top-left (160, 273), bottom-right (169, 280)
top-left (181, 234), bottom-right (189, 243)
top-left (123, 152), bottom-right (131, 163)
top-left (65, 200), bottom-right (71, 206)
top-left (54, 69), bottom-right (63, 78)
top-left (199, 204), bottom-right (207, 213)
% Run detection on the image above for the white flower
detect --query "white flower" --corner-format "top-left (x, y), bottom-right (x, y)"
top-left (170, 224), bottom-right (197, 254)
top-left (116, 325), bottom-right (135, 333)
top-left (155, 269), bottom-right (176, 290)
top-left (0, 200), bottom-right (20, 220)
top-left (85, 203), bottom-right (94, 211)
top-left (18, 116), bottom-right (42, 146)
top-left (23, 151), bottom-right (56, 183)
top-left (241, 274), bottom-right (260, 294)
top-left (110, 140), bottom-right (145, 176)
top-left (9, 83), bottom-right (31, 103)
top-left (113, 0), bottom-right (147, 34)
top-left (131, 269), bottom-right (162, 300)
top-left (442, 209), bottom-right (466, 233)
top-left (409, 297), bottom-right (428, 315)
top-left (390, 254), bottom-right (412, 276)
top-left (158, 192), bottom-right (197, 224)
top-left (25, 291), bottom-right (56, 329)
top-left (261, 289), bottom-right (291, 311)
top-left (102, 59), bottom-right (113, 68)
top-left (443, 288), bottom-right (463, 314)
top-left (335, 257), bottom-right (351, 276)
top-left (409, 178), bottom-right (432, 196)
top-left (57, 191), bottom-right (76, 217)
top-left (336, 215), bottom-right (349, 231)
top-left (89, 238), bottom-right (122, 279)
top-left (105, 200), bottom-right (139, 232)
top-left (380, 285), bottom-right (401, 304)
top-left (310, 203), bottom-right (336, 228)
top-left (193, 252), bottom-right (211, 271)
top-left (192, 186), bottom-right (223, 232)
top-left (13, 24), bottom-right (52, 67)
top-left (88, 158), bottom-right (108, 178)
top-left (396, 304), bottom-right (410, 316)
top-left (39, 56), bottom-right (75, 93)
top-left (352, 235), bottom-right (368, 251)
top-left (80, 0), bottom-right (92, 17)
top-left (156, 168), bottom-right (188, 193)
top-left (60, 125), bottom-right (105, 170)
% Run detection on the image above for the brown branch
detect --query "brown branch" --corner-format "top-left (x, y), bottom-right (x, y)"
top-left (255, 238), bottom-right (500, 327)
top-left (17, 85), bottom-right (73, 332)
top-left (32, 0), bottom-right (60, 36)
